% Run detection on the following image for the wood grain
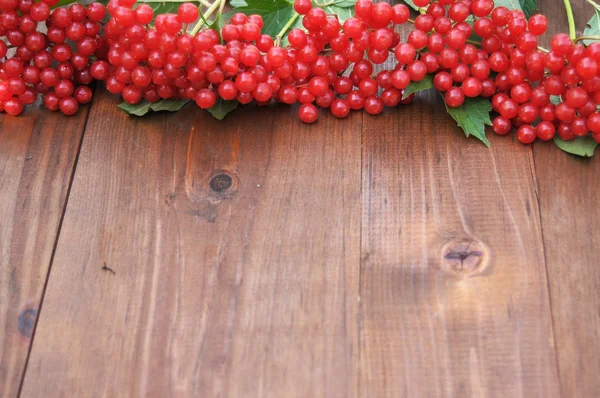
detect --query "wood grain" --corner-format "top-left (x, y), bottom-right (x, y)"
top-left (533, 1), bottom-right (600, 395)
top-left (359, 91), bottom-right (560, 396)
top-left (0, 103), bottom-right (88, 397)
top-left (20, 90), bottom-right (361, 397)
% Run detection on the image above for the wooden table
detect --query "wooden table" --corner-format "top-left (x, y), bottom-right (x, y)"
top-left (1, 1), bottom-right (599, 396)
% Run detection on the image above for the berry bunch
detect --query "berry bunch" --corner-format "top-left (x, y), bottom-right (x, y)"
top-left (0, 0), bottom-right (106, 115)
top-left (93, 0), bottom-right (418, 123)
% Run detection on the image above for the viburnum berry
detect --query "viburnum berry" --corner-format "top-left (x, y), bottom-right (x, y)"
top-left (493, 116), bottom-right (512, 136)
top-left (298, 103), bottom-right (318, 123)
top-left (445, 87), bottom-right (465, 108)
top-left (331, 99), bottom-right (350, 118)
top-left (59, 97), bottom-right (79, 116)
top-left (294, 0), bottom-right (312, 15)
top-left (517, 124), bottom-right (536, 144)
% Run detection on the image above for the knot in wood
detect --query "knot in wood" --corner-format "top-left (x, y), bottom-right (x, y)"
top-left (209, 173), bottom-right (233, 192)
top-left (440, 239), bottom-right (489, 276)
top-left (18, 308), bottom-right (37, 338)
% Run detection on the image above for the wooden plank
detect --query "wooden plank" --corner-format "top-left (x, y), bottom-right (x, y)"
top-left (359, 90), bottom-right (560, 396)
top-left (0, 104), bottom-right (88, 397)
top-left (533, 1), bottom-right (600, 395)
top-left (533, 144), bottom-right (600, 397)
top-left (20, 90), bottom-right (361, 397)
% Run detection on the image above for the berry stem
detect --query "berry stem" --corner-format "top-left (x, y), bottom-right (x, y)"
top-left (277, 12), bottom-right (300, 40)
top-left (587, 0), bottom-right (600, 12)
top-left (315, 0), bottom-right (338, 6)
top-left (563, 0), bottom-right (577, 41)
top-left (575, 35), bottom-right (600, 43)
top-left (190, 0), bottom-right (224, 35)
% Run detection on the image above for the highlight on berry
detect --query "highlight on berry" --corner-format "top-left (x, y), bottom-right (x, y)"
top-left (1, 0), bottom-right (600, 157)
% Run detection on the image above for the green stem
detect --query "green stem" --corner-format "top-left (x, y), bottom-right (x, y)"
top-left (563, 0), bottom-right (577, 41)
top-left (587, 0), bottom-right (600, 12)
top-left (277, 12), bottom-right (300, 39)
top-left (315, 0), bottom-right (348, 6)
top-left (191, 0), bottom-right (223, 35)
top-left (575, 35), bottom-right (600, 43)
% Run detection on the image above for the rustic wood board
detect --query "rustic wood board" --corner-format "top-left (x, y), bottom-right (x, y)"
top-left (0, 104), bottom-right (88, 397)
top-left (532, 1), bottom-right (600, 396)
top-left (359, 91), bottom-right (560, 396)
top-left (20, 90), bottom-right (362, 397)
top-left (533, 144), bottom-right (600, 397)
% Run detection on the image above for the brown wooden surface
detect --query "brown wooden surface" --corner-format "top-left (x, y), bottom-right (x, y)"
top-left (0, 103), bottom-right (88, 397)
top-left (20, 90), bottom-right (362, 397)
top-left (533, 2), bottom-right (600, 397)
top-left (359, 91), bottom-right (559, 396)
top-left (1, 0), bottom-right (600, 396)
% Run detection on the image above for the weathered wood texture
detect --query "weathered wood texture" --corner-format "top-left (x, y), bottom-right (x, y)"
top-left (0, 104), bottom-right (88, 397)
top-left (8, 0), bottom-right (600, 396)
top-left (359, 90), bottom-right (559, 396)
top-left (534, 2), bottom-right (600, 396)
top-left (20, 90), bottom-right (362, 397)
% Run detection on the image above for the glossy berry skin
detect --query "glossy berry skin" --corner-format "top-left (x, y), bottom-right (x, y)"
top-left (536, 121), bottom-right (555, 141)
top-left (493, 116), bottom-right (511, 135)
top-left (517, 125), bottom-right (536, 144)
top-left (445, 87), bottom-right (465, 108)
top-left (330, 99), bottom-right (350, 118)
top-left (195, 89), bottom-right (216, 109)
top-left (298, 103), bottom-right (318, 123)
top-left (59, 97), bottom-right (79, 116)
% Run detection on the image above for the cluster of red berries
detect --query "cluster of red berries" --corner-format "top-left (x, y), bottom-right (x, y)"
top-left (2, 0), bottom-right (600, 145)
top-left (0, 0), bottom-right (106, 115)
top-left (94, 0), bottom-right (417, 123)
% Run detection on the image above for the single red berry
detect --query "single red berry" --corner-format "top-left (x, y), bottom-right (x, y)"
top-left (517, 124), bottom-right (536, 144)
top-left (298, 103), bottom-right (318, 123)
top-left (493, 116), bottom-right (511, 135)
top-left (59, 96), bottom-right (79, 116)
top-left (445, 87), bottom-right (464, 108)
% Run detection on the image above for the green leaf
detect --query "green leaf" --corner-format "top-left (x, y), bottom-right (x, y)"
top-left (331, 0), bottom-right (357, 7)
top-left (444, 96), bottom-right (493, 147)
top-left (550, 95), bottom-right (562, 105)
top-left (118, 99), bottom-right (189, 116)
top-left (319, 3), bottom-right (355, 22)
top-left (118, 101), bottom-right (152, 116)
top-left (207, 98), bottom-right (239, 120)
top-left (554, 136), bottom-right (598, 157)
top-left (150, 99), bottom-right (189, 112)
top-left (230, 0), bottom-right (248, 7)
top-left (402, 0), bottom-right (420, 11)
top-left (209, 13), bottom-right (226, 36)
top-left (583, 9), bottom-right (600, 46)
top-left (519, 0), bottom-right (537, 18)
top-left (402, 74), bottom-right (434, 99)
top-left (494, 0), bottom-right (523, 11)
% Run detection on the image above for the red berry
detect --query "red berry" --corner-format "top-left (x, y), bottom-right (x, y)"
top-left (445, 87), bottom-right (464, 108)
top-left (298, 103), bottom-right (318, 123)
top-left (517, 124), bottom-right (536, 144)
top-left (330, 99), bottom-right (350, 118)
top-left (493, 116), bottom-right (511, 135)
top-left (59, 96), bottom-right (78, 116)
